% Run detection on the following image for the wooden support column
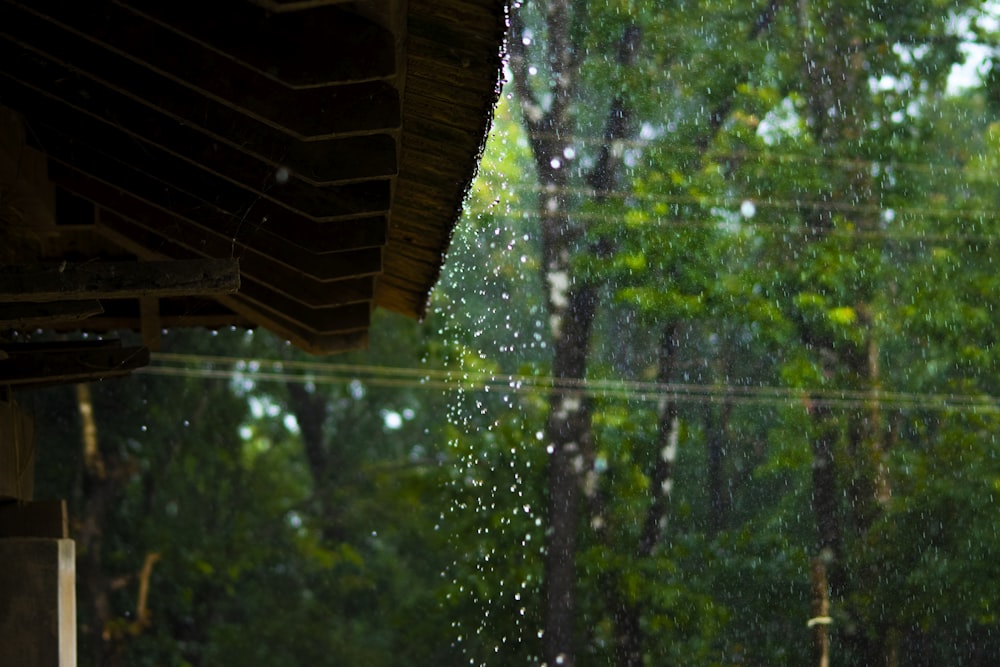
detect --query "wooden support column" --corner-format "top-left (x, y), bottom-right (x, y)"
top-left (1, 395), bottom-right (76, 667)
top-left (0, 538), bottom-right (76, 667)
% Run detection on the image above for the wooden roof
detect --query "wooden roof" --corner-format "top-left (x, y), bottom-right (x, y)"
top-left (0, 0), bottom-right (505, 354)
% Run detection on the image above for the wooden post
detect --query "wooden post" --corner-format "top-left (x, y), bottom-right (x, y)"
top-left (0, 538), bottom-right (76, 667)
top-left (1, 392), bottom-right (77, 667)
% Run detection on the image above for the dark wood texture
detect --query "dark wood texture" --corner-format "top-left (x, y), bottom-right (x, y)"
top-left (0, 538), bottom-right (76, 667)
top-left (0, 0), bottom-right (505, 353)
top-left (0, 300), bottom-right (104, 328)
top-left (0, 260), bottom-right (240, 302)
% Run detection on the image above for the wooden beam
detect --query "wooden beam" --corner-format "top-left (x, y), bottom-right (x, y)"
top-left (96, 207), bottom-right (383, 286)
top-left (50, 163), bottom-right (387, 258)
top-left (0, 259), bottom-right (240, 303)
top-left (0, 341), bottom-right (150, 387)
top-left (23, 117), bottom-right (391, 219)
top-left (0, 499), bottom-right (68, 538)
top-left (0, 300), bottom-right (104, 329)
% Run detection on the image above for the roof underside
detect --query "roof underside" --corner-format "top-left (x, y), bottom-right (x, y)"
top-left (0, 0), bottom-right (505, 354)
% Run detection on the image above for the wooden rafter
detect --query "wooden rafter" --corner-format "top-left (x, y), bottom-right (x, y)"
top-left (0, 259), bottom-right (240, 303)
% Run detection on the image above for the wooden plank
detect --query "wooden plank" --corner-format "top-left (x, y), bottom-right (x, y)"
top-left (0, 344), bottom-right (150, 387)
top-left (0, 52), bottom-right (395, 190)
top-left (18, 112), bottom-right (391, 220)
top-left (0, 538), bottom-right (76, 667)
top-left (96, 208), bottom-right (383, 287)
top-left (0, 300), bottom-right (103, 328)
top-left (0, 259), bottom-right (240, 302)
top-left (0, 398), bottom-right (34, 501)
top-left (96, 214), bottom-right (379, 315)
top-left (48, 163), bottom-right (388, 256)
top-left (0, 499), bottom-right (68, 538)
top-left (217, 293), bottom-right (369, 354)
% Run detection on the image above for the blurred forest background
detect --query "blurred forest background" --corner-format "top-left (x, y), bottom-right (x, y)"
top-left (27, 0), bottom-right (1000, 665)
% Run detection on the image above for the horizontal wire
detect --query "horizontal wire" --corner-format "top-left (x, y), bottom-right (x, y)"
top-left (144, 354), bottom-right (1000, 414)
top-left (496, 126), bottom-right (996, 173)
top-left (475, 183), bottom-right (1000, 221)
top-left (465, 206), bottom-right (1000, 244)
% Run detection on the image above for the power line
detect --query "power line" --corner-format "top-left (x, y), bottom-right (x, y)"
top-left (463, 204), bottom-right (1000, 244)
top-left (500, 131), bottom-right (980, 177)
top-left (143, 353), bottom-right (1000, 414)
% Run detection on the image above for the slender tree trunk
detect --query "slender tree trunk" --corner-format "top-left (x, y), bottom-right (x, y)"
top-left (810, 403), bottom-right (841, 569)
top-left (608, 323), bottom-right (680, 667)
top-left (513, 3), bottom-right (778, 661)
top-left (510, 4), bottom-right (622, 663)
top-left (796, 2), bottom-right (887, 662)
top-left (543, 286), bottom-right (598, 667)
top-left (639, 324), bottom-right (681, 555)
top-left (76, 383), bottom-right (147, 667)
top-left (284, 382), bottom-right (352, 545)
top-left (810, 557), bottom-right (831, 667)
top-left (76, 383), bottom-right (116, 666)
top-left (706, 338), bottom-right (735, 536)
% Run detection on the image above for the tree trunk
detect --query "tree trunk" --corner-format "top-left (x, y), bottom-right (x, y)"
top-left (639, 324), bottom-right (681, 555)
top-left (810, 557), bottom-right (831, 667)
top-left (610, 323), bottom-right (680, 667)
top-left (810, 403), bottom-right (841, 589)
top-left (510, 3), bottom-right (617, 663)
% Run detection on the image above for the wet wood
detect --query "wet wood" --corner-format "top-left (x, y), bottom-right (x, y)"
top-left (0, 300), bottom-right (104, 328)
top-left (0, 259), bottom-right (240, 302)
top-left (0, 538), bottom-right (76, 667)
top-left (2, 0), bottom-right (505, 353)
